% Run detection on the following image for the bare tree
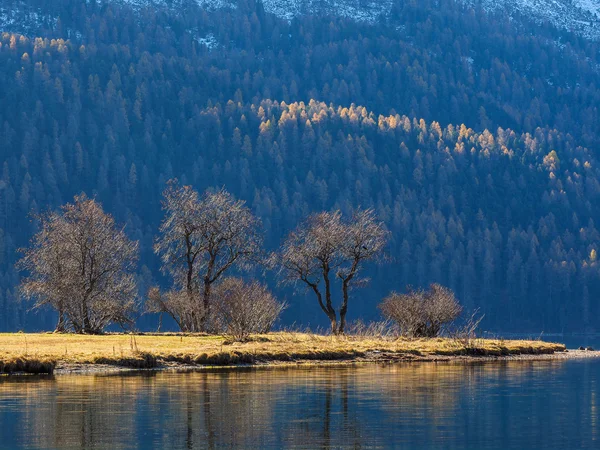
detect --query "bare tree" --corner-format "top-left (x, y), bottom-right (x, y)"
top-left (153, 181), bottom-right (204, 331)
top-left (276, 211), bottom-right (343, 333)
top-left (213, 278), bottom-right (285, 341)
top-left (379, 284), bottom-right (463, 337)
top-left (195, 188), bottom-right (263, 327)
top-left (276, 209), bottom-right (387, 334)
top-left (18, 194), bottom-right (138, 334)
top-left (154, 180), bottom-right (263, 331)
top-left (337, 209), bottom-right (389, 333)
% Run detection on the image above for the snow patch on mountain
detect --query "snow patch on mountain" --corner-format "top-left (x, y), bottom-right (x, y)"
top-left (4, 0), bottom-right (600, 41)
top-left (113, 0), bottom-right (600, 36)
top-left (260, 0), bottom-right (393, 23)
top-left (464, 0), bottom-right (600, 40)
top-left (107, 0), bottom-right (237, 13)
top-left (116, 0), bottom-right (391, 23)
top-left (576, 0), bottom-right (600, 17)
top-left (116, 0), bottom-right (239, 11)
top-left (0, 2), bottom-right (57, 36)
top-left (194, 32), bottom-right (218, 49)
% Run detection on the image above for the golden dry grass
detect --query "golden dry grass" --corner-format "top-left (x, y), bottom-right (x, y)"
top-left (0, 332), bottom-right (566, 374)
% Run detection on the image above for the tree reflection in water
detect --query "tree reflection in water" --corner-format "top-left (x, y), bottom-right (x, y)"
top-left (0, 360), bottom-right (596, 449)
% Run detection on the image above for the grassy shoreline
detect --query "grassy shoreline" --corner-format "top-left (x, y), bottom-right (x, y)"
top-left (0, 332), bottom-right (571, 375)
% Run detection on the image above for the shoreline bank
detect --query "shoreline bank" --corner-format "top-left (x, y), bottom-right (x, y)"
top-left (45, 348), bottom-right (600, 376)
top-left (1, 332), bottom-right (594, 376)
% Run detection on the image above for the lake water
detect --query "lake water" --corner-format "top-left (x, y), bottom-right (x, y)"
top-left (0, 358), bottom-right (599, 449)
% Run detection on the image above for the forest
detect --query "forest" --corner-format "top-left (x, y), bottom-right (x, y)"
top-left (0, 0), bottom-right (599, 332)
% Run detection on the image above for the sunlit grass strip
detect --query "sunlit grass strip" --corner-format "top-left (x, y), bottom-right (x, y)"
top-left (0, 332), bottom-right (566, 374)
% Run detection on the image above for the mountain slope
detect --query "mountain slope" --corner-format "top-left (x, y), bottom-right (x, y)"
top-left (0, 0), bottom-right (599, 332)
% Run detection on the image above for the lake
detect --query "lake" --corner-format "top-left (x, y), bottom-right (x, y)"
top-left (0, 357), bottom-right (599, 449)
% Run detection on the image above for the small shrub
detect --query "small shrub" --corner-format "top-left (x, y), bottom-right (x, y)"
top-left (379, 284), bottom-right (462, 337)
top-left (146, 287), bottom-right (203, 333)
top-left (213, 278), bottom-right (286, 341)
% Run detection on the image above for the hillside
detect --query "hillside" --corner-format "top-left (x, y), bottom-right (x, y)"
top-left (0, 0), bottom-right (599, 332)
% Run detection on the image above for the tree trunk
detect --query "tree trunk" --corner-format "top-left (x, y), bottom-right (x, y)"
top-left (329, 314), bottom-right (338, 335)
top-left (338, 310), bottom-right (347, 335)
top-left (187, 260), bottom-right (198, 330)
top-left (338, 282), bottom-right (350, 335)
top-left (322, 265), bottom-right (339, 334)
top-left (185, 288), bottom-right (199, 332)
top-left (157, 312), bottom-right (163, 332)
top-left (200, 254), bottom-right (217, 332)
top-left (338, 270), bottom-right (356, 335)
top-left (305, 280), bottom-right (338, 334)
top-left (55, 307), bottom-right (66, 333)
top-left (201, 278), bottom-right (211, 332)
top-left (82, 296), bottom-right (92, 333)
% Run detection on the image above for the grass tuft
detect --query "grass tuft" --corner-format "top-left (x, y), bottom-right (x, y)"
top-left (0, 358), bottom-right (56, 375)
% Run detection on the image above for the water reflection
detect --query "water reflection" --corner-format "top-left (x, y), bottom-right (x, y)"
top-left (0, 360), bottom-right (598, 449)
